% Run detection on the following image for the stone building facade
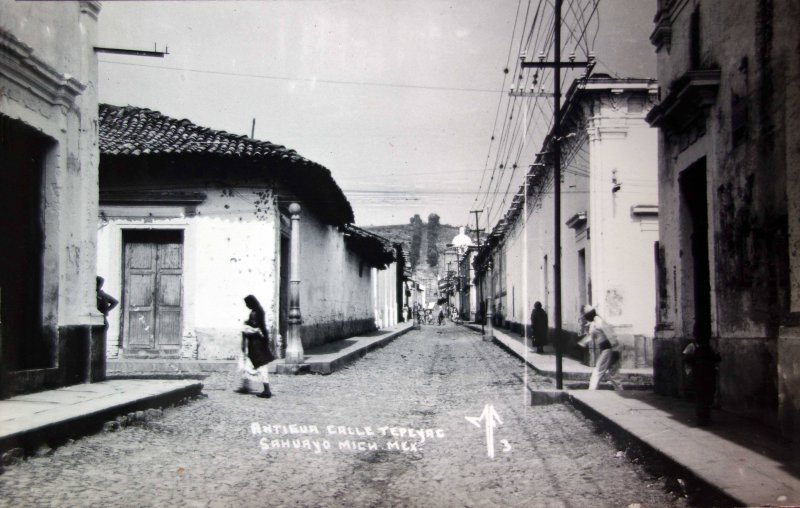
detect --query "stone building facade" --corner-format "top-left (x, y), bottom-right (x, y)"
top-left (0, 1), bottom-right (105, 397)
top-left (647, 0), bottom-right (800, 436)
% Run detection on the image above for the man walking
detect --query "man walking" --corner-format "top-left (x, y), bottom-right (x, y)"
top-left (583, 305), bottom-right (623, 391)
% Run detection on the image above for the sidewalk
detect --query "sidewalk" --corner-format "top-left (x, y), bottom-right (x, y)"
top-left (0, 379), bottom-right (202, 457)
top-left (0, 323), bottom-right (412, 459)
top-left (566, 390), bottom-right (800, 507)
top-left (270, 321), bottom-right (414, 374)
top-left (463, 322), bottom-right (653, 387)
top-left (464, 323), bottom-right (800, 506)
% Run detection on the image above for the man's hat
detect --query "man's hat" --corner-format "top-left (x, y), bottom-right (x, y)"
top-left (582, 304), bottom-right (596, 316)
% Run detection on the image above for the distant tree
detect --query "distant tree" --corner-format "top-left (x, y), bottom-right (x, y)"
top-left (427, 213), bottom-right (440, 266)
top-left (409, 214), bottom-right (423, 268)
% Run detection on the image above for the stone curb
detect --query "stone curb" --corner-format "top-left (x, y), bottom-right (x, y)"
top-left (563, 392), bottom-right (740, 507)
top-left (273, 323), bottom-right (415, 375)
top-left (463, 322), bottom-right (653, 388)
top-left (0, 382), bottom-right (203, 458)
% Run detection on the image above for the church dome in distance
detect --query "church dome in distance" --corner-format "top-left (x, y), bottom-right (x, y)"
top-left (451, 227), bottom-right (474, 250)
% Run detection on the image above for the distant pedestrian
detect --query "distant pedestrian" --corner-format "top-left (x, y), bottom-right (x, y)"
top-left (437, 308), bottom-right (445, 326)
top-left (583, 306), bottom-right (623, 391)
top-left (236, 295), bottom-right (275, 398)
top-left (530, 301), bottom-right (548, 354)
top-left (95, 276), bottom-right (118, 329)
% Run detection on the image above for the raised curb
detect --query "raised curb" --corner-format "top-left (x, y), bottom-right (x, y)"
top-left (271, 322), bottom-right (414, 375)
top-left (0, 380), bottom-right (203, 457)
top-left (566, 390), bottom-right (800, 507)
top-left (464, 322), bottom-right (653, 388)
top-left (107, 360), bottom-right (236, 379)
top-left (527, 388), bottom-right (568, 405)
top-left (562, 392), bottom-right (741, 507)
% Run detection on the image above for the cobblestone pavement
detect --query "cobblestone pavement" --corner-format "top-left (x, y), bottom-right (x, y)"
top-left (0, 324), bottom-right (686, 507)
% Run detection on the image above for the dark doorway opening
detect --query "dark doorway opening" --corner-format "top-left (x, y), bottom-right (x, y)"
top-left (0, 115), bottom-right (49, 370)
top-left (680, 159), bottom-right (712, 343)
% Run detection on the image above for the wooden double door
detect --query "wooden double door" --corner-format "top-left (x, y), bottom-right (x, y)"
top-left (122, 230), bottom-right (183, 357)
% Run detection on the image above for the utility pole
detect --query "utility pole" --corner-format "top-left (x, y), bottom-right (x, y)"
top-left (520, 0), bottom-right (595, 389)
top-left (470, 209), bottom-right (485, 334)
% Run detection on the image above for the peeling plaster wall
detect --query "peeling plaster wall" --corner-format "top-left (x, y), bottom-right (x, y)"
top-left (652, 0), bottom-right (800, 431)
top-left (0, 1), bottom-right (101, 329)
top-left (1, 2), bottom-right (103, 395)
top-left (98, 185), bottom-right (279, 361)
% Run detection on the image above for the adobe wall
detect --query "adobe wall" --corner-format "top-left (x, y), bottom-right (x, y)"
top-left (298, 213), bottom-right (378, 349)
top-left (98, 185), bottom-right (280, 361)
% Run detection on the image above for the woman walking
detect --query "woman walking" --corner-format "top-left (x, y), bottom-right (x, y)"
top-left (236, 295), bottom-right (275, 398)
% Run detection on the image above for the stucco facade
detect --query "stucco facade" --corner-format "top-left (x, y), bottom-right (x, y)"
top-left (478, 77), bottom-right (659, 366)
top-left (0, 1), bottom-right (105, 397)
top-left (98, 188), bottom-right (386, 360)
top-left (647, 0), bottom-right (800, 436)
top-left (96, 105), bottom-right (397, 363)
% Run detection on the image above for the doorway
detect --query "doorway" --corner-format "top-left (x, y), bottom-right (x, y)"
top-left (679, 159), bottom-right (712, 342)
top-left (121, 230), bottom-right (184, 357)
top-left (0, 116), bottom-right (49, 370)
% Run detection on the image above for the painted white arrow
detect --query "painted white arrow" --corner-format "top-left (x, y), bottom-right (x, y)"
top-left (465, 404), bottom-right (503, 458)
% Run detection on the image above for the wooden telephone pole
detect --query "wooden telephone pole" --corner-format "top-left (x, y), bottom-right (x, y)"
top-left (520, 0), bottom-right (595, 389)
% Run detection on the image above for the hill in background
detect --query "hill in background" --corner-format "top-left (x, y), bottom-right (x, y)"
top-left (364, 213), bottom-right (472, 275)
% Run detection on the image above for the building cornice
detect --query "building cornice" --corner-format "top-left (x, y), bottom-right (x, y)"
top-left (650, 16), bottom-right (672, 52)
top-left (566, 211), bottom-right (588, 230)
top-left (0, 29), bottom-right (86, 109)
top-left (80, 1), bottom-right (102, 20)
top-left (631, 204), bottom-right (659, 217)
top-left (646, 69), bottom-right (721, 132)
top-left (99, 191), bottom-right (208, 206)
top-left (650, 0), bottom-right (692, 52)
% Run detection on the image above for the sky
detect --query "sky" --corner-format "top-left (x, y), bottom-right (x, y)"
top-left (97, 0), bottom-right (656, 230)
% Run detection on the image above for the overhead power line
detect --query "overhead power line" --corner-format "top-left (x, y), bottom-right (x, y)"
top-left (98, 59), bottom-right (505, 94)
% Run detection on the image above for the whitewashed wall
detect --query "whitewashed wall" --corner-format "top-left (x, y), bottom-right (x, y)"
top-left (494, 84), bottom-right (658, 339)
top-left (98, 188), bottom-right (279, 360)
top-left (587, 94), bottom-right (658, 337)
top-left (297, 212), bottom-right (377, 348)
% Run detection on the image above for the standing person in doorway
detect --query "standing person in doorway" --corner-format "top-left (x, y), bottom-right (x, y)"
top-left (236, 295), bottom-right (275, 398)
top-left (95, 276), bottom-right (118, 329)
top-left (530, 301), bottom-right (548, 354)
top-left (583, 305), bottom-right (623, 391)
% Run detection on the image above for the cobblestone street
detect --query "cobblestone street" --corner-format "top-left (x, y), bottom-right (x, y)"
top-left (0, 324), bottom-right (685, 507)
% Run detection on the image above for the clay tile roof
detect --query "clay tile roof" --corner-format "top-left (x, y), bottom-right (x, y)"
top-left (98, 104), bottom-right (355, 225)
top-left (342, 225), bottom-right (397, 269)
top-left (100, 104), bottom-right (297, 160)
